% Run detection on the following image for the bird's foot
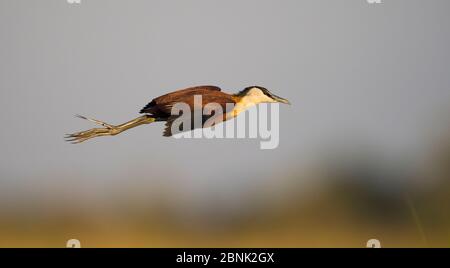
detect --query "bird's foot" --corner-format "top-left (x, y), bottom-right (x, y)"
top-left (65, 115), bottom-right (120, 144)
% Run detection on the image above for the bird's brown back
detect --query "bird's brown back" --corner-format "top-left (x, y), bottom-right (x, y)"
top-left (140, 85), bottom-right (236, 118)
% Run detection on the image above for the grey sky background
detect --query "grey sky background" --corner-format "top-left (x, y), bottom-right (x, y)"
top-left (0, 0), bottom-right (449, 204)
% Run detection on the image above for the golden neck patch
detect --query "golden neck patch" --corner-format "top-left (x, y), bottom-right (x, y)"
top-left (230, 94), bottom-right (274, 117)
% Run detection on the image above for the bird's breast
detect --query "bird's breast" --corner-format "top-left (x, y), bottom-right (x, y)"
top-left (226, 98), bottom-right (257, 119)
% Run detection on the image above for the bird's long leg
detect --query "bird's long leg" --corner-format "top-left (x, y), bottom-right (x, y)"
top-left (65, 115), bottom-right (155, 144)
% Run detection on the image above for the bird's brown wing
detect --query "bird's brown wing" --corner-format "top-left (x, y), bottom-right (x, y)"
top-left (140, 86), bottom-right (236, 137)
top-left (140, 85), bottom-right (222, 116)
top-left (162, 92), bottom-right (236, 136)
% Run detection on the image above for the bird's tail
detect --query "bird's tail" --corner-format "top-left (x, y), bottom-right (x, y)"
top-left (65, 115), bottom-right (156, 144)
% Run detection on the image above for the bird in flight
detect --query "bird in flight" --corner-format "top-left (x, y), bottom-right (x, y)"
top-left (65, 85), bottom-right (290, 143)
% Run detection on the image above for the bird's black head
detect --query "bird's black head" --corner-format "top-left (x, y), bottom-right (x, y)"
top-left (234, 86), bottom-right (290, 104)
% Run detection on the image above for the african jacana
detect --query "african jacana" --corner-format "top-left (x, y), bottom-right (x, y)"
top-left (65, 85), bottom-right (290, 143)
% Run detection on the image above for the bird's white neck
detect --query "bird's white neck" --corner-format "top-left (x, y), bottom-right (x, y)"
top-left (230, 94), bottom-right (275, 117)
